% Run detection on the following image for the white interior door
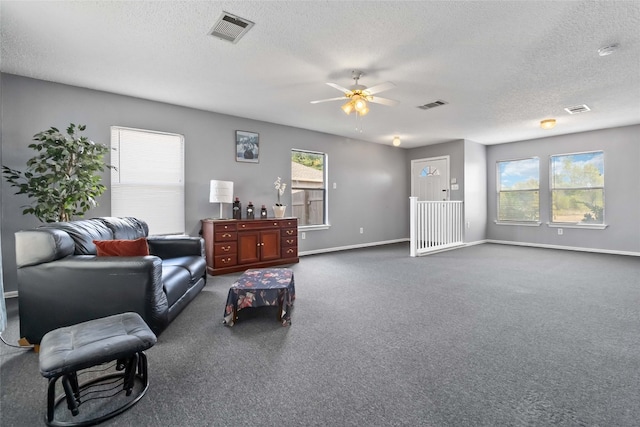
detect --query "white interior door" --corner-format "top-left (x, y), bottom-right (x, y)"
top-left (411, 156), bottom-right (450, 201)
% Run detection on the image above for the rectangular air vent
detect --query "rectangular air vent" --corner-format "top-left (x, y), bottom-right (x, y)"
top-left (418, 100), bottom-right (448, 110)
top-left (564, 104), bottom-right (591, 114)
top-left (208, 12), bottom-right (254, 44)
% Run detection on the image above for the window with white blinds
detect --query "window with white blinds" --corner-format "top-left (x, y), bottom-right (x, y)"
top-left (110, 127), bottom-right (185, 235)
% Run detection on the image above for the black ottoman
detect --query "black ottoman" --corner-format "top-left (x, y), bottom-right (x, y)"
top-left (38, 312), bottom-right (157, 427)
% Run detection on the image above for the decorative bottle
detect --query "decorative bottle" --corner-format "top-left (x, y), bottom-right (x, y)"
top-left (232, 197), bottom-right (241, 220)
top-left (260, 205), bottom-right (268, 219)
top-left (246, 202), bottom-right (255, 219)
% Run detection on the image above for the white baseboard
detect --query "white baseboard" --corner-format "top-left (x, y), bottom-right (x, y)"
top-left (299, 238), bottom-right (409, 257)
top-left (486, 239), bottom-right (640, 257)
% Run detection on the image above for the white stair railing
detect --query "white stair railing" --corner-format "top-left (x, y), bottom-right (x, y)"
top-left (410, 197), bottom-right (464, 256)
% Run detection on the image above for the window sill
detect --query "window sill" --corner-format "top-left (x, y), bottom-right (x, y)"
top-left (299, 224), bottom-right (330, 231)
top-left (547, 223), bottom-right (608, 230)
top-left (494, 221), bottom-right (541, 227)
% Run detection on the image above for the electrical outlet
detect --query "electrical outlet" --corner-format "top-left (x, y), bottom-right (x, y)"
top-left (333, 182), bottom-right (337, 189)
top-left (301, 232), bottom-right (306, 240)
top-left (558, 228), bottom-right (563, 235)
top-left (466, 221), bottom-right (471, 229)
top-left (359, 227), bottom-right (364, 234)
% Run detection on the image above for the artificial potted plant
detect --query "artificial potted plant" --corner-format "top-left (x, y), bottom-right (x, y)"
top-left (273, 176), bottom-right (287, 218)
top-left (2, 124), bottom-right (113, 222)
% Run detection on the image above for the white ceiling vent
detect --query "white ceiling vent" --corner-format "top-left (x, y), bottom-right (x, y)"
top-left (418, 100), bottom-right (448, 110)
top-left (209, 12), bottom-right (254, 44)
top-left (564, 104), bottom-right (591, 114)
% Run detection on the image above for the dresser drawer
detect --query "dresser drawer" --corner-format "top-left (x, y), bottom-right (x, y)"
top-left (282, 236), bottom-right (297, 247)
top-left (282, 246), bottom-right (298, 257)
top-left (238, 220), bottom-right (280, 230)
top-left (214, 254), bottom-right (237, 268)
top-left (281, 227), bottom-right (297, 237)
top-left (214, 223), bottom-right (237, 233)
top-left (214, 242), bottom-right (237, 256)
top-left (279, 219), bottom-right (298, 228)
top-left (215, 231), bottom-right (237, 242)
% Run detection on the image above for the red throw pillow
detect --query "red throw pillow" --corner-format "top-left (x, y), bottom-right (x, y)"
top-left (93, 238), bottom-right (150, 257)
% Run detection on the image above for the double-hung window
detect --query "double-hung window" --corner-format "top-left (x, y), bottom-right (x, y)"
top-left (496, 157), bottom-right (540, 223)
top-left (110, 127), bottom-right (185, 235)
top-left (291, 149), bottom-right (327, 227)
top-left (550, 151), bottom-right (604, 225)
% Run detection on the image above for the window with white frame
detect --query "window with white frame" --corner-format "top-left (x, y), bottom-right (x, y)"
top-left (291, 149), bottom-right (327, 226)
top-left (496, 157), bottom-right (540, 222)
top-left (550, 151), bottom-right (604, 225)
top-left (110, 127), bottom-right (185, 235)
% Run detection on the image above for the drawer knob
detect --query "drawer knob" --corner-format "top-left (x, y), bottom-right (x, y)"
top-left (222, 246), bottom-right (230, 252)
top-left (222, 233), bottom-right (231, 238)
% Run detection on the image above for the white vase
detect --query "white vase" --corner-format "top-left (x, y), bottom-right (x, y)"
top-left (272, 205), bottom-right (286, 218)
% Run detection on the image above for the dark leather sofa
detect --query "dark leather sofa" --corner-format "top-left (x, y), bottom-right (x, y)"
top-left (15, 217), bottom-right (206, 344)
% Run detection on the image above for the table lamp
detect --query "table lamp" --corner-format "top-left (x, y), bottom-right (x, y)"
top-left (209, 180), bottom-right (234, 219)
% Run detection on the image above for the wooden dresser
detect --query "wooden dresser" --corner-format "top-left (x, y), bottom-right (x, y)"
top-left (201, 218), bottom-right (299, 276)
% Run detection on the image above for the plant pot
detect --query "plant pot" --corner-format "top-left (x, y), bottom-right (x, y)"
top-left (272, 205), bottom-right (287, 218)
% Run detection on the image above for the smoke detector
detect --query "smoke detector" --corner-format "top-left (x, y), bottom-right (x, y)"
top-left (209, 12), bottom-right (254, 43)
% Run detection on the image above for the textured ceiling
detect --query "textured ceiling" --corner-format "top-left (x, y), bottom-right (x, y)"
top-left (1, 1), bottom-right (639, 149)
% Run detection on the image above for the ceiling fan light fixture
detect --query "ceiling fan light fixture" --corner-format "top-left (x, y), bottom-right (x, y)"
top-left (341, 101), bottom-right (354, 115)
top-left (540, 119), bottom-right (557, 129)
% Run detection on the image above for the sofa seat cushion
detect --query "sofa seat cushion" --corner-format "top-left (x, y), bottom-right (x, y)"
top-left (162, 265), bottom-right (192, 307)
top-left (162, 256), bottom-right (206, 283)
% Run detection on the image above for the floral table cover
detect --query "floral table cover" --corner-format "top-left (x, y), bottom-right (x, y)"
top-left (223, 268), bottom-right (295, 326)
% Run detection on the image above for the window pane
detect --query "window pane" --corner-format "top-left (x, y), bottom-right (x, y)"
top-left (499, 158), bottom-right (539, 191)
top-left (497, 158), bottom-right (539, 222)
top-left (498, 190), bottom-right (540, 221)
top-left (551, 151), bottom-right (604, 224)
top-left (552, 189), bottom-right (604, 224)
top-left (292, 189), bottom-right (325, 226)
top-left (291, 150), bottom-right (326, 226)
top-left (111, 127), bottom-right (185, 235)
top-left (551, 152), bottom-right (604, 189)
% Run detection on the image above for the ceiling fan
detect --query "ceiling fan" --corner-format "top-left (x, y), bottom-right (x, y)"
top-left (310, 70), bottom-right (398, 116)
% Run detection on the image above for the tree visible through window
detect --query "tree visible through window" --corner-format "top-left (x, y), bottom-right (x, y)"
top-left (291, 150), bottom-right (326, 226)
top-left (497, 158), bottom-right (540, 222)
top-left (551, 151), bottom-right (604, 224)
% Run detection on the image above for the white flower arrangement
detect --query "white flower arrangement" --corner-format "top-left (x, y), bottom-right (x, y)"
top-left (274, 177), bottom-right (287, 206)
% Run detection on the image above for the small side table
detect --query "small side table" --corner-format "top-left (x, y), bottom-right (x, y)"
top-left (223, 268), bottom-right (295, 326)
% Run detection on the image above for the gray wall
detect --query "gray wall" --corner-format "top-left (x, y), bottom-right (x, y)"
top-left (463, 139), bottom-right (487, 243)
top-left (1, 74), bottom-right (409, 292)
top-left (486, 125), bottom-right (640, 253)
top-left (407, 139), bottom-right (465, 201)
top-left (405, 139), bottom-right (488, 244)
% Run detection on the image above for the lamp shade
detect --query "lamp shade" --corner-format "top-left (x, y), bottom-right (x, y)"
top-left (209, 180), bottom-right (234, 203)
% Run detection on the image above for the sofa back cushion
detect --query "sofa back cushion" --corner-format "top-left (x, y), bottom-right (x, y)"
top-left (39, 219), bottom-right (114, 255)
top-left (98, 217), bottom-right (149, 240)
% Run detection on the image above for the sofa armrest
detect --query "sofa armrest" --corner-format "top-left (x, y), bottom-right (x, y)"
top-left (146, 236), bottom-right (205, 259)
top-left (18, 256), bottom-right (169, 344)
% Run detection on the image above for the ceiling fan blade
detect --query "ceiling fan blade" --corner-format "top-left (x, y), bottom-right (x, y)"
top-left (310, 96), bottom-right (347, 104)
top-left (363, 81), bottom-right (396, 95)
top-left (326, 82), bottom-right (353, 94)
top-left (368, 96), bottom-right (399, 107)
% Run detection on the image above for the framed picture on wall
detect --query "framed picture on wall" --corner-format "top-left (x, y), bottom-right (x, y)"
top-left (235, 130), bottom-right (259, 163)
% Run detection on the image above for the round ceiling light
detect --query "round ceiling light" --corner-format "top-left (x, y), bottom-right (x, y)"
top-left (540, 119), bottom-right (557, 130)
top-left (392, 136), bottom-right (401, 146)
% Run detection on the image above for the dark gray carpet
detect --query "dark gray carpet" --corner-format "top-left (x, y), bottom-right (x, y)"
top-left (2, 243), bottom-right (639, 426)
